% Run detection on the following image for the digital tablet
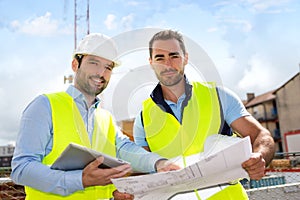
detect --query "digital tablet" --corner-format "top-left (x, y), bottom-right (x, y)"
top-left (51, 143), bottom-right (129, 170)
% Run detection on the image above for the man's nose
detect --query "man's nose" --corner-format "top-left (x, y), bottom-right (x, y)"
top-left (96, 66), bottom-right (107, 76)
top-left (163, 57), bottom-right (175, 68)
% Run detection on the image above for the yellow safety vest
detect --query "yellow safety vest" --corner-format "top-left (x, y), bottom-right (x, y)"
top-left (143, 82), bottom-right (248, 200)
top-left (25, 92), bottom-right (116, 200)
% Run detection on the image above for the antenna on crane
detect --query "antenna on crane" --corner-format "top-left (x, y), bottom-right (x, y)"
top-left (64, 0), bottom-right (90, 84)
top-left (74, 0), bottom-right (90, 49)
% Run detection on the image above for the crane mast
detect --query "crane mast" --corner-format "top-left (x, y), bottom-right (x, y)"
top-left (74, 0), bottom-right (90, 49)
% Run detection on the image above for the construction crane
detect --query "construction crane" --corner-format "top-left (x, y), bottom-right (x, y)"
top-left (74, 0), bottom-right (90, 49)
top-left (64, 0), bottom-right (90, 83)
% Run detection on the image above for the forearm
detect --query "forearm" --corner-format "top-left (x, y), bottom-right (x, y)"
top-left (231, 116), bottom-right (276, 166)
top-left (116, 137), bottom-right (162, 173)
top-left (252, 128), bottom-right (275, 166)
top-left (11, 157), bottom-right (83, 196)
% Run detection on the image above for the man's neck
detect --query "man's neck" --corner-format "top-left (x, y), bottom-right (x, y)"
top-left (74, 85), bottom-right (97, 108)
top-left (161, 79), bottom-right (185, 103)
top-left (85, 95), bottom-right (97, 108)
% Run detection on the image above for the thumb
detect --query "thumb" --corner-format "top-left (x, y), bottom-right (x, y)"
top-left (88, 156), bottom-right (104, 169)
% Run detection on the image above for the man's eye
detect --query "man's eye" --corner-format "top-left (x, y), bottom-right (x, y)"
top-left (155, 58), bottom-right (164, 61)
top-left (171, 55), bottom-right (180, 59)
top-left (105, 66), bottom-right (113, 71)
top-left (89, 61), bottom-right (98, 65)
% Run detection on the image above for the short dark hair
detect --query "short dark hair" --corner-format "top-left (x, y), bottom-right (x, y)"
top-left (74, 54), bottom-right (84, 68)
top-left (74, 54), bottom-right (116, 69)
top-left (149, 30), bottom-right (186, 58)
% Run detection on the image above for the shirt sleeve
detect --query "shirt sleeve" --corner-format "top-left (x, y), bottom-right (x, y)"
top-left (115, 119), bottom-right (162, 173)
top-left (217, 86), bottom-right (250, 125)
top-left (132, 112), bottom-right (149, 147)
top-left (10, 95), bottom-right (84, 196)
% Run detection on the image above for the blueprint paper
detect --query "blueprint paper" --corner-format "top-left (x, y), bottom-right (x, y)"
top-left (111, 135), bottom-right (251, 200)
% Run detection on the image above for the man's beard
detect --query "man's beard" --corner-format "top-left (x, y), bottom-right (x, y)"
top-left (76, 71), bottom-right (108, 97)
top-left (158, 69), bottom-right (183, 86)
top-left (89, 75), bottom-right (108, 95)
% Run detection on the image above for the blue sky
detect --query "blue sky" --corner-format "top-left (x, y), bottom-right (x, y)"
top-left (1, 0), bottom-right (300, 145)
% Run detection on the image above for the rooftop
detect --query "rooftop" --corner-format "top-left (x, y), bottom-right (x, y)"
top-left (245, 90), bottom-right (276, 108)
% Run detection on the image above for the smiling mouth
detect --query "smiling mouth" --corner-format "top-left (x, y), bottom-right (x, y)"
top-left (91, 77), bottom-right (105, 85)
top-left (161, 70), bottom-right (177, 76)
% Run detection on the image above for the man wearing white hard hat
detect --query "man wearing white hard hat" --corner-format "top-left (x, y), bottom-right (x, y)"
top-left (11, 33), bottom-right (179, 200)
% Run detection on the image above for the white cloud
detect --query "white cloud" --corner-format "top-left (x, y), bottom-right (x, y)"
top-left (121, 13), bottom-right (134, 30)
top-left (104, 14), bottom-right (118, 30)
top-left (213, 1), bottom-right (232, 7)
top-left (246, 0), bottom-right (291, 12)
top-left (207, 27), bottom-right (219, 32)
top-left (238, 54), bottom-right (276, 93)
top-left (9, 12), bottom-right (70, 36)
top-left (126, 1), bottom-right (145, 6)
top-left (222, 19), bottom-right (253, 32)
top-left (104, 13), bottom-right (134, 32)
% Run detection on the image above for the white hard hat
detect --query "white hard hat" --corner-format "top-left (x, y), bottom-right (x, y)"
top-left (73, 33), bottom-right (120, 66)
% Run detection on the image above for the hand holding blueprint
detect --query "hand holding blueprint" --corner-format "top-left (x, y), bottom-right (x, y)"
top-left (111, 135), bottom-right (252, 200)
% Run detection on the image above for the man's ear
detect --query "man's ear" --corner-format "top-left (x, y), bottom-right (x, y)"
top-left (183, 53), bottom-right (188, 66)
top-left (72, 59), bottom-right (79, 72)
top-left (149, 57), bottom-right (154, 69)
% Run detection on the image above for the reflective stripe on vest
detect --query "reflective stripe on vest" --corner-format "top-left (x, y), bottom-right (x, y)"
top-left (25, 92), bottom-right (116, 200)
top-left (143, 82), bottom-right (248, 199)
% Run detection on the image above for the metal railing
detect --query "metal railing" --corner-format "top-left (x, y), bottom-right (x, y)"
top-left (245, 152), bottom-right (300, 200)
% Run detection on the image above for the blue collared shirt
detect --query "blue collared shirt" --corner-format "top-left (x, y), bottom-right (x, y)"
top-left (11, 85), bottom-right (162, 196)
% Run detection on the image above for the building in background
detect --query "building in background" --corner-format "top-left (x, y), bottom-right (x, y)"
top-left (117, 119), bottom-right (135, 141)
top-left (244, 91), bottom-right (282, 153)
top-left (273, 72), bottom-right (300, 153)
top-left (0, 145), bottom-right (24, 199)
top-left (0, 145), bottom-right (14, 168)
top-left (244, 72), bottom-right (300, 153)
